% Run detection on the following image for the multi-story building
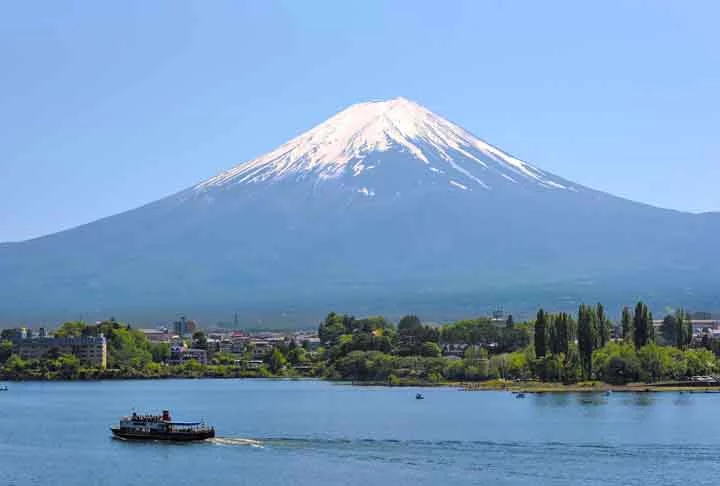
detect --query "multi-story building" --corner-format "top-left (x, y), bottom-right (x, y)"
top-left (173, 317), bottom-right (198, 337)
top-left (249, 339), bottom-right (274, 359)
top-left (12, 335), bottom-right (107, 368)
top-left (167, 345), bottom-right (207, 365)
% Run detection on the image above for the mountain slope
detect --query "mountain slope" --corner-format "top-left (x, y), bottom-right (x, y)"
top-left (1, 98), bottom-right (718, 325)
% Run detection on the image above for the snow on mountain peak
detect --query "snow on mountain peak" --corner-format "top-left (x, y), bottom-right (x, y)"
top-left (195, 97), bottom-right (571, 192)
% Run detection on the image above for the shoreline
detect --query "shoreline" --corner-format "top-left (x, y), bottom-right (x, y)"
top-left (459, 380), bottom-right (720, 393)
top-left (4, 374), bottom-right (720, 393)
top-left (351, 378), bottom-right (720, 393)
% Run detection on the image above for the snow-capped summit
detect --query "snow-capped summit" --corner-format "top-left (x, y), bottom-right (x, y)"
top-left (195, 97), bottom-right (571, 193)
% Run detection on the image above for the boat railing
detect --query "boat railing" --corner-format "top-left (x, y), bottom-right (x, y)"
top-left (167, 422), bottom-right (213, 433)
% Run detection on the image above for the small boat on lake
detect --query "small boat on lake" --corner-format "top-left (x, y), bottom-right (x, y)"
top-left (416, 393), bottom-right (424, 400)
top-left (111, 410), bottom-right (215, 441)
top-left (0, 385), bottom-right (8, 391)
top-left (516, 393), bottom-right (525, 398)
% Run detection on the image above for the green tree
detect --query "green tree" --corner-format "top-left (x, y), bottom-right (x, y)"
top-left (621, 307), bottom-right (633, 344)
top-left (55, 354), bottom-right (81, 379)
top-left (318, 312), bottom-right (347, 345)
top-left (54, 321), bottom-right (86, 338)
top-left (685, 348), bottom-right (718, 377)
top-left (398, 315), bottom-right (422, 332)
top-left (444, 360), bottom-right (467, 381)
top-left (353, 316), bottom-right (393, 333)
top-left (243, 342), bottom-right (256, 361)
top-left (213, 352), bottom-right (238, 365)
top-left (267, 348), bottom-right (287, 374)
top-left (548, 313), bottom-right (570, 356)
top-left (637, 343), bottom-right (684, 382)
top-left (675, 308), bottom-right (692, 349)
top-left (333, 351), bottom-right (397, 381)
top-left (563, 344), bottom-right (583, 383)
top-left (497, 324), bottom-right (531, 354)
top-left (2, 354), bottom-right (27, 376)
top-left (0, 340), bottom-right (14, 364)
top-left (489, 354), bottom-right (509, 380)
top-left (534, 309), bottom-right (547, 358)
top-left (180, 359), bottom-right (203, 376)
top-left (106, 327), bottom-right (152, 369)
top-left (192, 330), bottom-right (208, 350)
top-left (684, 312), bottom-right (693, 349)
top-left (287, 347), bottom-right (308, 365)
top-left (593, 342), bottom-right (641, 385)
top-left (463, 345), bottom-right (488, 363)
top-left (420, 342), bottom-right (442, 358)
top-left (150, 342), bottom-right (171, 363)
top-left (577, 304), bottom-right (597, 379)
top-left (506, 351), bottom-right (531, 380)
top-left (535, 354), bottom-right (565, 382)
top-left (633, 302), bottom-right (653, 349)
top-left (596, 303), bottom-right (611, 348)
top-left (661, 314), bottom-right (678, 346)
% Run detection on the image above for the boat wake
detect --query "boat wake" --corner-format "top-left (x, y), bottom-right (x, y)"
top-left (211, 437), bottom-right (264, 448)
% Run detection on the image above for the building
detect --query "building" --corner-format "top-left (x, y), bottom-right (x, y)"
top-left (167, 345), bottom-right (207, 365)
top-left (690, 320), bottom-right (720, 333)
top-left (654, 319), bottom-right (720, 344)
top-left (442, 343), bottom-right (468, 358)
top-left (12, 335), bottom-right (107, 368)
top-left (217, 339), bottom-right (234, 355)
top-left (245, 360), bottom-right (265, 370)
top-left (173, 317), bottom-right (198, 337)
top-left (139, 328), bottom-right (171, 343)
top-left (249, 339), bottom-right (274, 359)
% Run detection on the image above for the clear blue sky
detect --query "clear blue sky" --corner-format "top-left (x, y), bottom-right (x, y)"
top-left (1, 1), bottom-right (718, 242)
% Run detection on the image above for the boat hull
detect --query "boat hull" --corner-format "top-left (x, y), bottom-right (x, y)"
top-left (111, 427), bottom-right (215, 442)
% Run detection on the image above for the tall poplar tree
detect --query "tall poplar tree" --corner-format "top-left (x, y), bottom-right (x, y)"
top-left (577, 304), bottom-right (596, 379)
top-left (621, 307), bottom-right (633, 344)
top-left (534, 309), bottom-right (547, 358)
top-left (675, 308), bottom-right (692, 349)
top-left (596, 303), bottom-right (610, 348)
top-left (554, 312), bottom-right (570, 355)
top-left (633, 301), bottom-right (653, 349)
top-left (661, 314), bottom-right (678, 346)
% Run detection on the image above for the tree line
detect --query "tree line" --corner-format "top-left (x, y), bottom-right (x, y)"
top-left (1, 303), bottom-right (716, 385)
top-left (319, 303), bottom-right (717, 385)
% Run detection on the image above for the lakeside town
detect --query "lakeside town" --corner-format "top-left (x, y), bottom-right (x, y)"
top-left (1, 316), bottom-right (323, 374)
top-left (2, 305), bottom-right (720, 389)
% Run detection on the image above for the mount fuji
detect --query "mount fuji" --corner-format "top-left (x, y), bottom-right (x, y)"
top-left (1, 98), bottom-right (719, 325)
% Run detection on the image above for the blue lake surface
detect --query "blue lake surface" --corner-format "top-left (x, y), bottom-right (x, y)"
top-left (1, 379), bottom-right (719, 485)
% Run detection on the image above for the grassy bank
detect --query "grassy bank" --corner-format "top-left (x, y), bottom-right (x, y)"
top-left (462, 379), bottom-right (720, 393)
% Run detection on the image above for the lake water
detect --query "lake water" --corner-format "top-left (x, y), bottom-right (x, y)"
top-left (1, 379), bottom-right (719, 486)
